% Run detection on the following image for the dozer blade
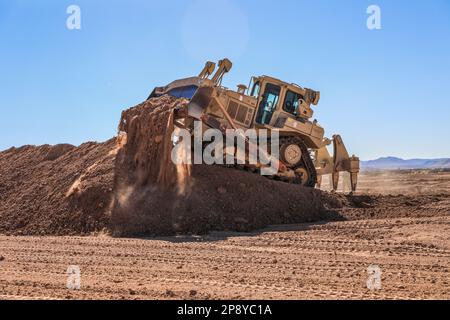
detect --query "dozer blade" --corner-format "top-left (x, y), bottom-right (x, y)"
top-left (188, 86), bottom-right (214, 120)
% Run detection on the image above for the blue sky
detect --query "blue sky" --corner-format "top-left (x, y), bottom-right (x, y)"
top-left (1, 0), bottom-right (449, 160)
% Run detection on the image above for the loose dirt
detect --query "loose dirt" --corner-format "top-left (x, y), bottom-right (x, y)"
top-left (0, 96), bottom-right (449, 299)
top-left (0, 96), bottom-right (449, 237)
top-left (0, 214), bottom-right (448, 300)
top-left (0, 140), bottom-right (116, 235)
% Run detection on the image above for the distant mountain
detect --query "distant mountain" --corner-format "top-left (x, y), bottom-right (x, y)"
top-left (361, 157), bottom-right (450, 170)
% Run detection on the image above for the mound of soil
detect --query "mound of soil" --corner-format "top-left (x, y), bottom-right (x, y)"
top-left (111, 164), bottom-right (333, 236)
top-left (0, 140), bottom-right (116, 235)
top-left (1, 96), bottom-right (448, 236)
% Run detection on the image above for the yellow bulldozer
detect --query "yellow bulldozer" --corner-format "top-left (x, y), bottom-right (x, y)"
top-left (148, 58), bottom-right (360, 192)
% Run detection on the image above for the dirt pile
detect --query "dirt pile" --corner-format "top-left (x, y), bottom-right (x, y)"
top-left (1, 96), bottom-right (448, 236)
top-left (0, 140), bottom-right (116, 235)
top-left (115, 96), bottom-right (187, 190)
top-left (111, 163), bottom-right (332, 236)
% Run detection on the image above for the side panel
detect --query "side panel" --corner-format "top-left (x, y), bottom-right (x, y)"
top-left (206, 90), bottom-right (258, 130)
top-left (225, 99), bottom-right (255, 128)
top-left (281, 117), bottom-right (324, 149)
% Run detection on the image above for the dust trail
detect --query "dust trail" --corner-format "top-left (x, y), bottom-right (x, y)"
top-left (356, 170), bottom-right (450, 195)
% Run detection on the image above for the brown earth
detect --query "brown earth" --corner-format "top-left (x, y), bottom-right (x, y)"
top-left (2, 96), bottom-right (447, 237)
top-left (0, 96), bottom-right (448, 299)
top-left (0, 213), bottom-right (448, 300)
top-left (0, 139), bottom-right (116, 235)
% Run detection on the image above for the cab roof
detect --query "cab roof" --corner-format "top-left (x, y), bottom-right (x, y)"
top-left (256, 75), bottom-right (305, 92)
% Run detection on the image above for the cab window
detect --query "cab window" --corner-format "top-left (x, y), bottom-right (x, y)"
top-left (283, 90), bottom-right (301, 116)
top-left (256, 83), bottom-right (281, 125)
top-left (251, 81), bottom-right (260, 98)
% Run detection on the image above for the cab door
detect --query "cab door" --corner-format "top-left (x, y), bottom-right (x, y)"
top-left (255, 83), bottom-right (281, 125)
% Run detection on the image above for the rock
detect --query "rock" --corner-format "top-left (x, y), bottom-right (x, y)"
top-left (189, 290), bottom-right (197, 297)
top-left (165, 289), bottom-right (176, 297)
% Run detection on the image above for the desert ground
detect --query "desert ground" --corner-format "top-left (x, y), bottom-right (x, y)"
top-left (0, 170), bottom-right (449, 300)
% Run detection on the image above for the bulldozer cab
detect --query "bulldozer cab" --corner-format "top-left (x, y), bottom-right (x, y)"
top-left (250, 76), bottom-right (318, 128)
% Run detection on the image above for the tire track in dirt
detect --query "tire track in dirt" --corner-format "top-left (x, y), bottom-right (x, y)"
top-left (0, 215), bottom-right (448, 300)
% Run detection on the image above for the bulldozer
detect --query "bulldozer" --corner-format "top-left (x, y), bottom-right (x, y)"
top-left (148, 58), bottom-right (360, 192)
